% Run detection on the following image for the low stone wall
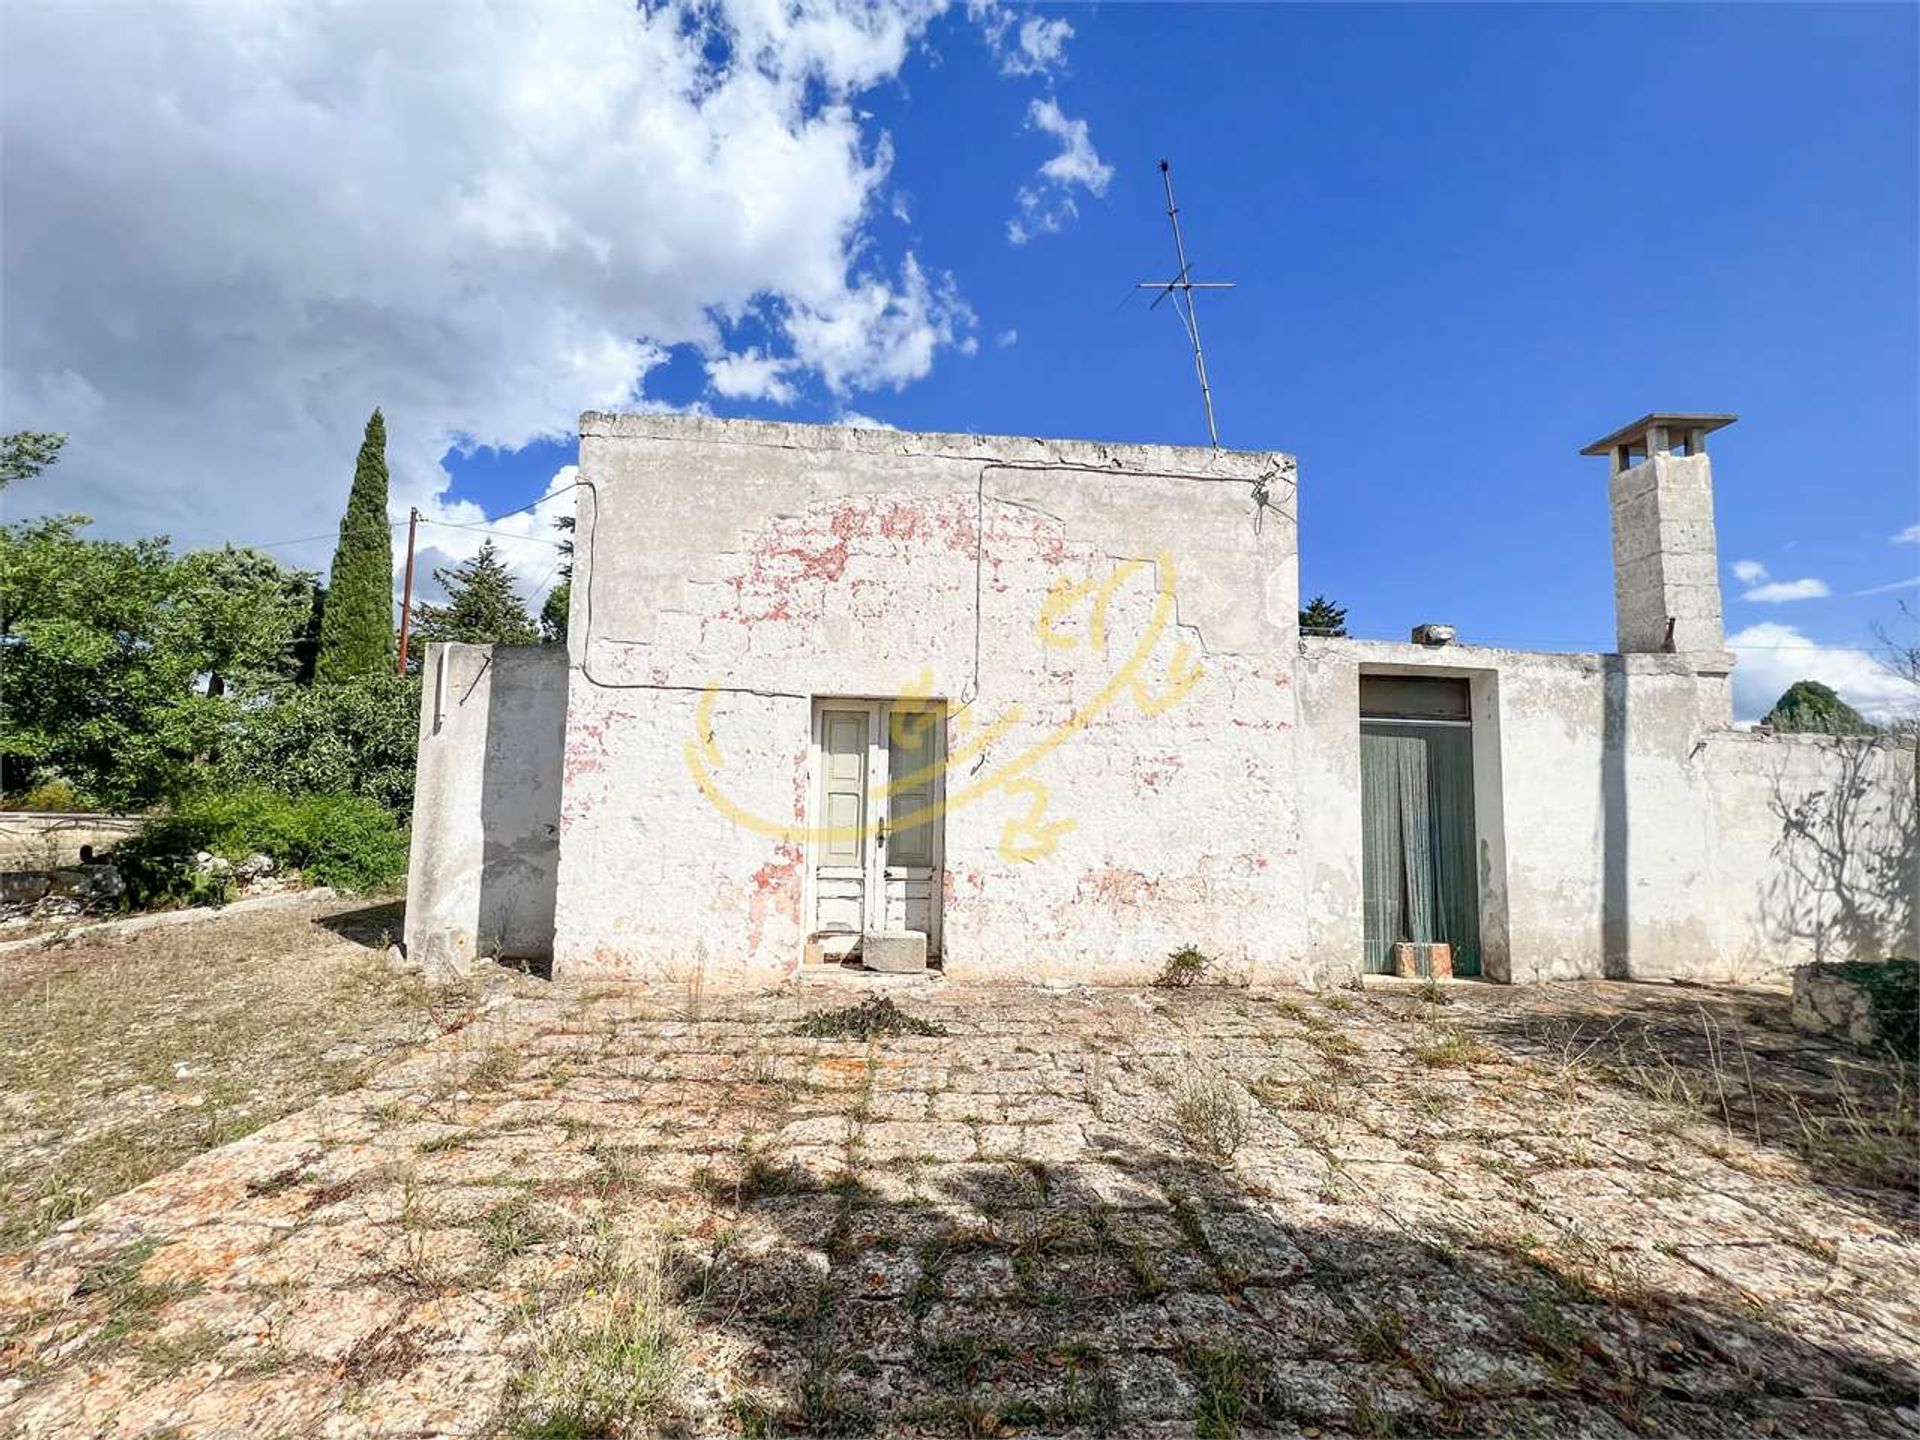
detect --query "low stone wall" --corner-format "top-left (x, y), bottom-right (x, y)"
top-left (1792, 959), bottom-right (1918, 1052)
top-left (0, 812), bottom-right (147, 870)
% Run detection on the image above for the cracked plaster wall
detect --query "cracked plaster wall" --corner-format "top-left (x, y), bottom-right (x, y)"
top-left (548, 415), bottom-right (1302, 984)
top-left (1296, 639), bottom-right (1916, 984)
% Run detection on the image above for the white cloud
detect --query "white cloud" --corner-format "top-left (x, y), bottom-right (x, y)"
top-left (784, 253), bottom-right (977, 394)
top-left (1728, 622), bottom-right (1918, 725)
top-left (970, 3), bottom-right (1073, 76)
top-left (1892, 524), bottom-right (1920, 544)
top-left (1854, 575), bottom-right (1920, 597)
top-left (1006, 16), bottom-right (1074, 75)
top-left (410, 464), bottom-right (580, 610)
top-left (1030, 98), bottom-right (1113, 193)
top-left (1730, 559), bottom-right (1768, 584)
top-left (834, 410), bottom-right (896, 430)
top-left (995, 329), bottom-right (1019, 348)
top-left (1006, 98), bottom-right (1110, 244)
top-left (705, 349), bottom-right (799, 406)
top-left (0, 0), bottom-right (971, 593)
top-left (1741, 578), bottom-right (1830, 604)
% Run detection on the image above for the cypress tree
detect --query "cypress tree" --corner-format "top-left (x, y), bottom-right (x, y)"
top-left (315, 409), bottom-right (395, 683)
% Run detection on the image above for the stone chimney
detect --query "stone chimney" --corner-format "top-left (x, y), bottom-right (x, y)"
top-left (1582, 413), bottom-right (1737, 659)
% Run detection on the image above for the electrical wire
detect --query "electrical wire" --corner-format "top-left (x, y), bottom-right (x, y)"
top-left (571, 454), bottom-right (1288, 700)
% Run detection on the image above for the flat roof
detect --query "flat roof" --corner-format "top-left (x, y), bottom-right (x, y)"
top-left (1580, 413), bottom-right (1737, 456)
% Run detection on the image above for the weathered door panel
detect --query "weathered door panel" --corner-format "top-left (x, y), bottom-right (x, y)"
top-left (812, 707), bottom-right (872, 947)
top-left (808, 699), bottom-right (945, 960)
top-left (881, 701), bottom-right (943, 953)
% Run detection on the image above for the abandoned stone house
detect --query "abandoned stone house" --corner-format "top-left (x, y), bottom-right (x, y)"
top-left (404, 411), bottom-right (1916, 986)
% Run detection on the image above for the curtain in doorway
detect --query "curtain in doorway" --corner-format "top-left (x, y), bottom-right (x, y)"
top-left (1360, 721), bottom-right (1481, 975)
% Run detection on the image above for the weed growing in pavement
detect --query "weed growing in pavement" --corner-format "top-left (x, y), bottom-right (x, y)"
top-left (1171, 1070), bottom-right (1251, 1163)
top-left (793, 995), bottom-right (947, 1039)
top-left (1154, 944), bottom-right (1216, 989)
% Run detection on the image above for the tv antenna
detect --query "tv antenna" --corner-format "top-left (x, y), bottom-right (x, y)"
top-left (1139, 159), bottom-right (1235, 449)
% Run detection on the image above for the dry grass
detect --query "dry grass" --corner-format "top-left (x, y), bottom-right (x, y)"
top-left (1170, 1070), bottom-right (1251, 1163)
top-left (0, 893), bottom-right (520, 1251)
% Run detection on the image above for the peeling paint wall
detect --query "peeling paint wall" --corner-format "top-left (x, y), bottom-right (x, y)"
top-left (549, 415), bottom-right (1302, 985)
top-left (1297, 639), bottom-right (1915, 984)
top-left (404, 643), bottom-right (567, 976)
top-left (404, 416), bottom-right (1913, 988)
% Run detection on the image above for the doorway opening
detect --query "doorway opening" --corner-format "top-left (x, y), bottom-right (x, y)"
top-left (1360, 675), bottom-right (1481, 976)
top-left (806, 697), bottom-right (946, 964)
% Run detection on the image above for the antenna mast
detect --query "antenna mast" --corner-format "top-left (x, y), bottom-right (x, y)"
top-left (1139, 159), bottom-right (1235, 449)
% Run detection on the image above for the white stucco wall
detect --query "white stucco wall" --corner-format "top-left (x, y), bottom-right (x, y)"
top-left (1297, 638), bottom-right (1915, 984)
top-left (404, 642), bottom-right (568, 975)
top-left (550, 414), bottom-right (1302, 985)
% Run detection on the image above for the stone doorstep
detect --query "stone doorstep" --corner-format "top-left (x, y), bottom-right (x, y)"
top-left (794, 966), bottom-right (942, 990)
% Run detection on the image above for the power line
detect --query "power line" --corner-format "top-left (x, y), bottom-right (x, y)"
top-left (417, 518), bottom-right (566, 548)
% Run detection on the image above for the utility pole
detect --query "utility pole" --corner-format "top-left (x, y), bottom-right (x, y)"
top-left (1138, 159), bottom-right (1235, 449)
top-left (396, 506), bottom-right (420, 675)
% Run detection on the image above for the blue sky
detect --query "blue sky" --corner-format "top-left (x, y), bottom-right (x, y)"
top-left (6, 1), bottom-right (1915, 718)
top-left (447, 3), bottom-right (1917, 714)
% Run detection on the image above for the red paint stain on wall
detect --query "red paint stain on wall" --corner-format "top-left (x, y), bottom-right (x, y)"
top-left (748, 841), bottom-right (804, 956)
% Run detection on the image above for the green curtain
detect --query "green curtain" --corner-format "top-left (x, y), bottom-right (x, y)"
top-left (1360, 722), bottom-right (1481, 975)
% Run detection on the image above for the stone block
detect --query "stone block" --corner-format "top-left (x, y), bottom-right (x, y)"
top-left (863, 930), bottom-right (927, 974)
top-left (1427, 942), bottom-right (1453, 979)
top-left (1392, 942), bottom-right (1419, 978)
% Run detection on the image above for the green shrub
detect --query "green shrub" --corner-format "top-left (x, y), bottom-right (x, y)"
top-left (3, 778), bottom-right (80, 812)
top-left (214, 674), bottom-right (420, 818)
top-left (114, 787), bottom-right (408, 910)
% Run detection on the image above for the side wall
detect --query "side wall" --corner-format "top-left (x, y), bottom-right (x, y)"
top-left (1297, 639), bottom-right (1915, 984)
top-left (551, 415), bottom-right (1303, 986)
top-left (404, 643), bottom-right (568, 975)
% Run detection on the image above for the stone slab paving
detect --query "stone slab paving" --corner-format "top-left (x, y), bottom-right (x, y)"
top-left (1, 977), bottom-right (1915, 1437)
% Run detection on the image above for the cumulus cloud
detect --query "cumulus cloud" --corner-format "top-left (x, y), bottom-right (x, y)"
top-left (1741, 577), bottom-right (1831, 603)
top-left (1730, 559), bottom-right (1768, 584)
top-left (1893, 524), bottom-right (1920, 544)
top-left (1006, 98), bottom-right (1111, 244)
top-left (0, 0), bottom-right (970, 592)
top-left (1728, 622), bottom-right (1917, 725)
top-left (705, 349), bottom-right (800, 406)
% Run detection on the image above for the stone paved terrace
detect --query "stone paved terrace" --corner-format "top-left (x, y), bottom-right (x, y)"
top-left (1, 971), bottom-right (1916, 1438)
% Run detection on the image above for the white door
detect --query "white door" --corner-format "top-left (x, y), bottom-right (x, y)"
top-left (809, 699), bottom-right (944, 957)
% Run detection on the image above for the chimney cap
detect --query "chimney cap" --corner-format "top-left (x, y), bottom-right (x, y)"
top-left (1580, 413), bottom-right (1737, 457)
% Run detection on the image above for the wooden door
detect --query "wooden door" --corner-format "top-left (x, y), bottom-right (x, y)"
top-left (811, 705), bottom-right (874, 950)
top-left (881, 701), bottom-right (943, 952)
top-left (808, 699), bottom-right (945, 958)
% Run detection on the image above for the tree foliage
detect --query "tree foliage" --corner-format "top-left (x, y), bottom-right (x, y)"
top-left (1763, 680), bottom-right (1875, 735)
top-left (161, 545), bottom-right (316, 696)
top-left (0, 514), bottom-right (392, 810)
top-left (215, 673), bottom-right (422, 817)
top-left (1299, 595), bottom-right (1349, 637)
top-left (410, 540), bottom-right (538, 649)
top-left (315, 409), bottom-right (395, 683)
top-left (0, 429), bottom-right (422, 833)
top-left (541, 580), bottom-right (570, 644)
top-left (1, 516), bottom-right (214, 807)
top-left (0, 431), bottom-right (68, 489)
